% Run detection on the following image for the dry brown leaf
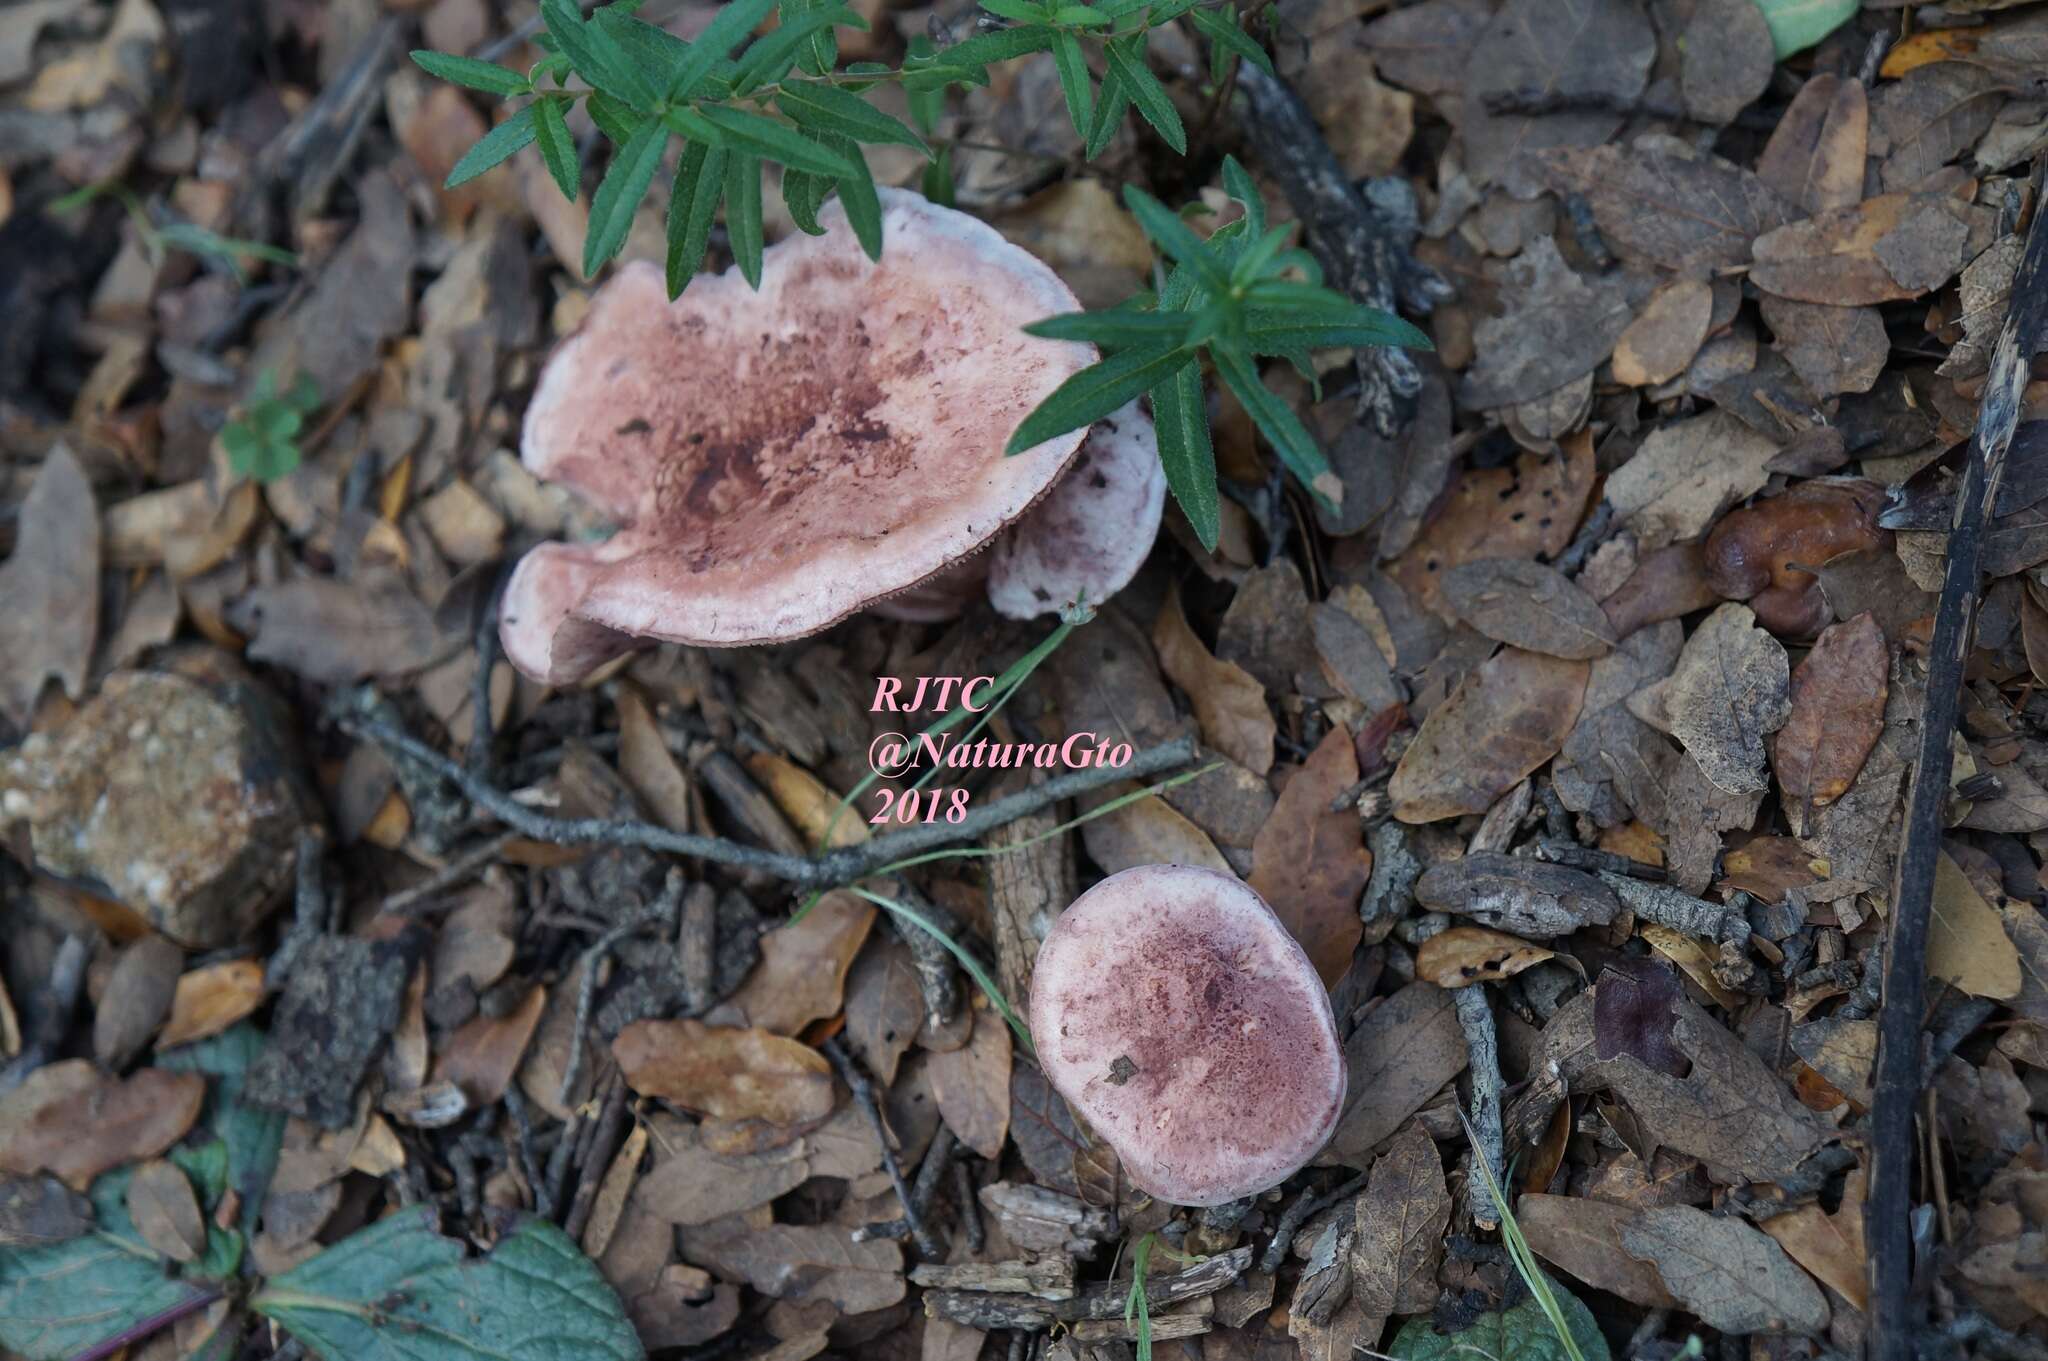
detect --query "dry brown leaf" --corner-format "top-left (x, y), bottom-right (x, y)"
top-left (1622, 1204), bottom-right (1830, 1335)
top-left (0, 1172), bottom-right (92, 1246)
top-left (582, 1122), bottom-right (649, 1261)
top-left (1751, 192), bottom-right (1999, 304)
top-left (1391, 648), bottom-right (1589, 822)
top-left (1611, 278), bottom-right (1715, 387)
top-left (1756, 74), bottom-right (1868, 215)
top-left (229, 572), bottom-right (450, 683)
top-left (989, 179), bottom-right (1152, 309)
top-left (1153, 587), bottom-right (1275, 775)
top-left (727, 892), bottom-right (876, 1035)
top-left (1458, 236), bottom-right (1632, 410)
top-left (433, 982), bottom-right (546, 1105)
top-left (1459, 0), bottom-right (1654, 187)
top-left (1327, 982), bottom-right (1467, 1164)
top-left (1536, 144), bottom-right (1795, 273)
top-left (1440, 558), bottom-right (1615, 660)
top-left (841, 939), bottom-right (926, 1087)
top-left (430, 882), bottom-right (518, 996)
top-left (1361, 0), bottom-right (1490, 94)
top-left (416, 479), bottom-right (506, 564)
top-left (1762, 1166), bottom-right (1868, 1310)
top-left (685, 1222), bottom-right (904, 1314)
top-left (927, 1007), bottom-right (1012, 1161)
top-left (1519, 1194), bottom-right (1678, 1308)
top-left (1079, 784), bottom-right (1232, 876)
top-left (0, 444), bottom-right (99, 725)
top-left (1760, 297), bottom-right (1888, 398)
top-left (1930, 851), bottom-right (2023, 1000)
top-left (127, 1158), bottom-right (206, 1264)
top-left (1665, 603), bottom-right (1792, 795)
top-left (1640, 924), bottom-right (1744, 1010)
top-left (1605, 411), bottom-right (1781, 550)
top-left (1772, 612), bottom-right (1888, 820)
top-left (0, 1061), bottom-right (205, 1191)
top-left (1247, 726), bottom-right (1372, 986)
top-left (617, 684), bottom-right (693, 834)
top-left (743, 750), bottom-right (865, 850)
top-left (1414, 926), bottom-right (1555, 988)
top-left (615, 1019), bottom-right (835, 1125)
top-left (1288, 28), bottom-right (1413, 179)
top-left (93, 934), bottom-right (182, 1070)
top-left (1678, 0), bottom-right (1773, 125)
top-left (1348, 1122), bottom-right (1449, 1315)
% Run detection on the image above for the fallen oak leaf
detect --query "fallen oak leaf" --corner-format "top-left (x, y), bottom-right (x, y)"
top-left (0, 1061), bottom-right (206, 1191)
top-left (1154, 586), bottom-right (1276, 775)
top-left (1621, 1204), bottom-right (1829, 1335)
top-left (1772, 612), bottom-right (1888, 824)
top-left (0, 443), bottom-right (99, 726)
top-left (1440, 558), bottom-right (1615, 660)
top-left (1248, 725), bottom-right (1372, 985)
top-left (1665, 604), bottom-right (1791, 795)
top-left (614, 1019), bottom-right (835, 1126)
top-left (1414, 926), bottom-right (1556, 988)
top-left (157, 959), bottom-right (268, 1050)
top-left (1391, 648), bottom-right (1589, 822)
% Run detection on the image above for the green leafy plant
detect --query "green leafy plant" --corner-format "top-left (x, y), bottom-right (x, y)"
top-left (1125, 1231), bottom-right (1159, 1361)
top-left (1009, 157), bottom-right (1430, 548)
top-left (412, 0), bottom-right (1253, 289)
top-left (52, 181), bottom-right (299, 283)
top-left (222, 370), bottom-right (321, 483)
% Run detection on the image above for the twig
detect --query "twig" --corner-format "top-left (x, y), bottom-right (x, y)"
top-left (956, 1159), bottom-right (985, 1254)
top-left (468, 569), bottom-right (509, 780)
top-left (826, 1037), bottom-right (940, 1259)
top-left (563, 1075), bottom-right (629, 1242)
top-left (332, 700), bottom-right (1198, 890)
top-left (378, 833), bottom-right (518, 916)
top-left (1477, 88), bottom-right (1780, 132)
top-left (1259, 1169), bottom-right (1368, 1273)
top-left (559, 871), bottom-right (687, 1107)
top-left (1455, 985), bottom-right (1504, 1231)
top-left (1234, 62), bottom-right (1442, 437)
top-left (1870, 158), bottom-right (2048, 1361)
top-left (0, 934), bottom-right (88, 1096)
top-left (1597, 872), bottom-right (1746, 943)
top-left (855, 1124), bottom-right (960, 1246)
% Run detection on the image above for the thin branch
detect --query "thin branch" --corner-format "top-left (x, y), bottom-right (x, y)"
top-left (66, 1289), bottom-right (222, 1361)
top-left (826, 1038), bottom-right (940, 1259)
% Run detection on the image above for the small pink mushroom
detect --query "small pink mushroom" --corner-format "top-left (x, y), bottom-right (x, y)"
top-left (1028, 864), bottom-right (1347, 1207)
top-left (499, 189), bottom-right (1165, 684)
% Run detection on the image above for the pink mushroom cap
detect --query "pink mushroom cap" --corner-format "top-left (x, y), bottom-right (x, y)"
top-left (1028, 864), bottom-right (1347, 1207)
top-left (500, 189), bottom-right (1098, 683)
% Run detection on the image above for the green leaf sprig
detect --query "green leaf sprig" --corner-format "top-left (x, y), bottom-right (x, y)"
top-left (222, 370), bottom-right (322, 484)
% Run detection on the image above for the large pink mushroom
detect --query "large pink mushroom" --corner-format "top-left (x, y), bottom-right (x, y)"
top-left (500, 189), bottom-right (1166, 684)
top-left (1029, 864), bottom-right (1347, 1207)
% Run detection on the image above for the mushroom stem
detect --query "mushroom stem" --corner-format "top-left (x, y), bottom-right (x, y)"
top-left (330, 699), bottom-right (1199, 889)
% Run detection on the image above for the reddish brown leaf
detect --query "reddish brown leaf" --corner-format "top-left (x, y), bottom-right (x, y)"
top-left (1390, 648), bottom-right (1589, 823)
top-left (614, 1020), bottom-right (834, 1126)
top-left (1414, 926), bottom-right (1556, 988)
top-left (1755, 74), bottom-right (1868, 215)
top-left (726, 891), bottom-right (876, 1036)
top-left (0, 1062), bottom-right (205, 1191)
top-left (1153, 586), bottom-right (1276, 775)
top-left (1248, 726), bottom-right (1372, 986)
top-left (1771, 612), bottom-right (1888, 818)
top-left (926, 1007), bottom-right (1012, 1160)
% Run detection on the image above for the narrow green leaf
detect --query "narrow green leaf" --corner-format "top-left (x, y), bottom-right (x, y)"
top-left (782, 166), bottom-right (830, 233)
top-left (1212, 344), bottom-right (1330, 492)
top-left (593, 8), bottom-right (692, 78)
top-left (738, 3), bottom-right (860, 89)
top-left (1248, 313), bottom-right (1434, 352)
top-left (665, 140), bottom-right (728, 297)
top-left (1083, 64), bottom-right (1128, 159)
top-left (1103, 37), bottom-right (1185, 153)
top-left (828, 133), bottom-right (884, 259)
top-left (1150, 359), bottom-right (1220, 550)
top-left (1147, 0), bottom-right (1201, 22)
top-left (980, 0), bottom-right (1055, 21)
top-left (1023, 306), bottom-right (1192, 345)
top-left (540, 0), bottom-right (658, 108)
top-left (725, 152), bottom-right (766, 288)
top-left (1093, 0), bottom-right (1150, 19)
top-left (409, 50), bottom-right (531, 96)
top-left (586, 89), bottom-right (641, 143)
top-left (1050, 29), bottom-right (1093, 139)
top-left (783, 0), bottom-right (842, 75)
top-left (582, 119), bottom-right (667, 277)
top-left (775, 82), bottom-right (929, 152)
top-left (696, 104), bottom-right (861, 176)
top-left (906, 36), bottom-right (946, 132)
top-left (1006, 342), bottom-right (1188, 454)
top-left (1229, 221), bottom-right (1294, 287)
top-left (532, 96), bottom-right (580, 200)
top-left (1187, 4), bottom-right (1273, 75)
top-left (1053, 3), bottom-right (1112, 22)
top-left (445, 104), bottom-right (536, 187)
top-left (922, 143), bottom-right (956, 206)
top-left (665, 0), bottom-right (779, 98)
top-left (939, 23), bottom-right (1058, 67)
top-left (1123, 185), bottom-right (1228, 293)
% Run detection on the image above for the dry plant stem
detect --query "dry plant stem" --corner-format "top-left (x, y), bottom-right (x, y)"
top-left (1870, 158), bottom-right (2048, 1361)
top-left (558, 872), bottom-right (687, 1106)
top-left (926, 1246), bottom-right (1254, 1328)
top-left (826, 1037), bottom-right (941, 1259)
top-left (334, 706), bottom-right (1197, 887)
top-left (64, 1287), bottom-right (223, 1361)
top-left (1597, 872), bottom-right (1746, 942)
top-left (379, 833), bottom-right (519, 915)
top-left (857, 1124), bottom-right (961, 1245)
top-left (0, 934), bottom-right (88, 1097)
top-left (1455, 985), bottom-right (1504, 1231)
top-left (563, 1074), bottom-right (629, 1242)
top-left (468, 569), bottom-right (509, 779)
top-left (1234, 62), bottom-right (1427, 437)
top-left (1259, 1168), bottom-right (1369, 1273)
top-left (265, 829), bottom-right (331, 990)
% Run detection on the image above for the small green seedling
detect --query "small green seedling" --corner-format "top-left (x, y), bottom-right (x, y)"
top-left (222, 371), bottom-right (321, 483)
top-left (52, 181), bottom-right (298, 283)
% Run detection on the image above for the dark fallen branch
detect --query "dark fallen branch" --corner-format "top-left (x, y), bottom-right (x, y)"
top-left (1477, 88), bottom-right (1780, 132)
top-left (331, 696), bottom-right (1198, 891)
top-left (828, 1038), bottom-right (940, 1260)
top-left (1233, 63), bottom-right (1447, 437)
top-left (1869, 158), bottom-right (2048, 1361)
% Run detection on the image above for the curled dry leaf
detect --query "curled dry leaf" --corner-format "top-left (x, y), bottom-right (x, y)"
top-left (0, 1061), bottom-right (206, 1191)
top-left (614, 1019), bottom-right (835, 1126)
top-left (1391, 648), bottom-right (1590, 822)
top-left (1440, 559), bottom-right (1615, 660)
top-left (1621, 1204), bottom-right (1830, 1335)
top-left (1704, 481), bottom-right (1890, 637)
top-left (1153, 587), bottom-right (1276, 775)
top-left (1414, 926), bottom-right (1556, 988)
top-left (158, 959), bottom-right (268, 1050)
top-left (1665, 604), bottom-right (1792, 795)
top-left (127, 1158), bottom-right (207, 1264)
top-left (1247, 726), bottom-right (1372, 986)
top-left (726, 891), bottom-right (876, 1036)
top-left (0, 443), bottom-right (99, 726)
top-left (1772, 612), bottom-right (1888, 819)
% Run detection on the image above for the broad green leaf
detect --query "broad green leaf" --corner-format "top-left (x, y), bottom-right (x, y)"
top-left (980, 0), bottom-right (1054, 21)
top-left (1150, 359), bottom-right (1219, 549)
top-left (1083, 64), bottom-right (1128, 159)
top-left (1006, 341), bottom-right (1187, 454)
top-left (726, 151), bottom-right (766, 287)
top-left (775, 83), bottom-right (928, 152)
top-left (1122, 185), bottom-right (1228, 293)
top-left (1212, 345), bottom-right (1329, 493)
top-left (782, 167), bottom-right (830, 233)
top-left (253, 1207), bottom-right (643, 1361)
top-left (444, 104), bottom-right (536, 187)
top-left (940, 24), bottom-right (1058, 68)
top-left (409, 50), bottom-right (530, 96)
top-left (1023, 306), bottom-right (1193, 345)
top-left (697, 104), bottom-right (860, 176)
top-left (665, 140), bottom-right (728, 296)
top-left (582, 119), bottom-right (668, 276)
top-left (1387, 1271), bottom-right (1609, 1361)
top-left (532, 96), bottom-right (580, 199)
top-left (539, 0), bottom-right (657, 108)
top-left (1103, 37), bottom-right (1184, 153)
top-left (0, 1170), bottom-right (210, 1361)
top-left (1050, 29), bottom-right (1093, 138)
top-left (664, 0), bottom-right (779, 98)
top-left (1187, 4), bottom-right (1272, 74)
top-left (161, 1027), bottom-right (282, 1238)
top-left (828, 133), bottom-right (884, 259)
top-left (1752, 0), bottom-right (1856, 57)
